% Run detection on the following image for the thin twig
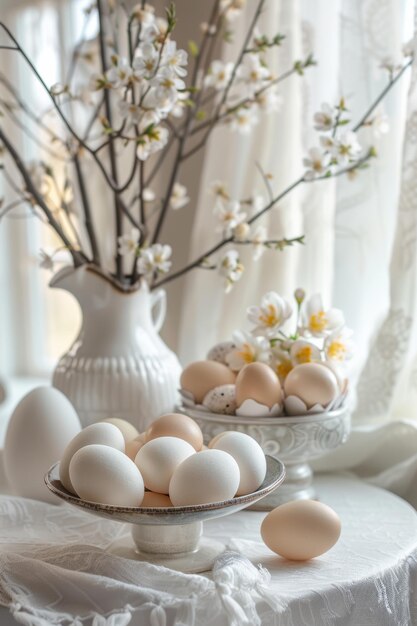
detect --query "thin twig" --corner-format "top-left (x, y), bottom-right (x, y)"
top-left (74, 153), bottom-right (99, 264)
top-left (97, 0), bottom-right (123, 279)
top-left (0, 125), bottom-right (87, 266)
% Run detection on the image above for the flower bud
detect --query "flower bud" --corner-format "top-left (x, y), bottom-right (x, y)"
top-left (233, 222), bottom-right (250, 241)
top-left (294, 288), bottom-right (306, 304)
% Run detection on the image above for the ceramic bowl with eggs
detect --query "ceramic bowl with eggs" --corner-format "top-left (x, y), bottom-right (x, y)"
top-left (45, 414), bottom-right (286, 573)
top-left (178, 341), bottom-right (352, 508)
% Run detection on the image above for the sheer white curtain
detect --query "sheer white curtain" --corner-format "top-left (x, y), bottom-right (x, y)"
top-left (178, 0), bottom-right (417, 504)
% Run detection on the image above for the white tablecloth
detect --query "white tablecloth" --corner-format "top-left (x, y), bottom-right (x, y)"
top-left (0, 474), bottom-right (417, 625)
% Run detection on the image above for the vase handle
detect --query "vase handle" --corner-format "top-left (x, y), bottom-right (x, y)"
top-left (151, 289), bottom-right (167, 332)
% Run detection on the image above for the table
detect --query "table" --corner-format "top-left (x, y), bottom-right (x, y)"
top-left (0, 474), bottom-right (416, 625)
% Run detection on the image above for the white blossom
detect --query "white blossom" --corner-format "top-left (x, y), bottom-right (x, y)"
top-left (210, 180), bottom-right (229, 200)
top-left (137, 125), bottom-right (169, 160)
top-left (303, 147), bottom-right (330, 180)
top-left (313, 103), bottom-right (336, 131)
top-left (170, 182), bottom-right (189, 209)
top-left (270, 346), bottom-right (293, 383)
top-left (106, 56), bottom-right (133, 88)
top-left (118, 227), bottom-right (140, 256)
top-left (229, 105), bottom-right (259, 133)
top-left (162, 40), bottom-right (188, 77)
top-left (226, 330), bottom-right (270, 371)
top-left (330, 131), bottom-right (361, 164)
top-left (214, 199), bottom-right (246, 235)
top-left (219, 249), bottom-right (244, 292)
top-left (220, 0), bottom-right (246, 22)
top-left (118, 99), bottom-right (141, 127)
top-left (150, 67), bottom-right (185, 106)
top-left (251, 193), bottom-right (264, 215)
top-left (137, 243), bottom-right (172, 275)
top-left (131, 3), bottom-right (155, 25)
top-left (301, 293), bottom-right (345, 337)
top-left (371, 110), bottom-right (390, 139)
top-left (204, 60), bottom-right (234, 89)
top-left (237, 53), bottom-right (270, 94)
top-left (290, 339), bottom-right (321, 365)
top-left (143, 187), bottom-right (156, 202)
top-left (256, 88), bottom-right (282, 113)
top-left (324, 327), bottom-right (354, 362)
top-left (247, 291), bottom-right (293, 337)
top-left (132, 43), bottom-right (159, 79)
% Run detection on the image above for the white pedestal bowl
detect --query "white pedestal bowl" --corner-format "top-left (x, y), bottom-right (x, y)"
top-left (177, 404), bottom-right (351, 509)
top-left (45, 456), bottom-right (285, 573)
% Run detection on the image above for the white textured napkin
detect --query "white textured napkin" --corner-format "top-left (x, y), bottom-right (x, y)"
top-left (0, 495), bottom-right (280, 626)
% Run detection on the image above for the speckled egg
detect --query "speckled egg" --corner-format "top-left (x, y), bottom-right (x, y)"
top-left (207, 341), bottom-right (235, 365)
top-left (203, 384), bottom-right (237, 415)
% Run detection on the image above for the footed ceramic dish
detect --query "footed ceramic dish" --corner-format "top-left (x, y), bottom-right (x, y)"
top-left (45, 455), bottom-right (285, 573)
top-left (177, 403), bottom-right (351, 508)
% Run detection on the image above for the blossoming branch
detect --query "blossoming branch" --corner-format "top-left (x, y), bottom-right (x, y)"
top-left (0, 0), bottom-right (413, 291)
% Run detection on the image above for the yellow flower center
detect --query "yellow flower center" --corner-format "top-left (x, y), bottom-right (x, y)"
top-left (260, 304), bottom-right (279, 327)
top-left (309, 310), bottom-right (327, 332)
top-left (327, 340), bottom-right (346, 361)
top-left (295, 345), bottom-right (313, 363)
top-left (239, 343), bottom-right (255, 364)
top-left (276, 361), bottom-right (292, 379)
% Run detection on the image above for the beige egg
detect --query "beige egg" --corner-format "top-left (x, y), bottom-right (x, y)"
top-left (125, 439), bottom-right (145, 461)
top-left (235, 363), bottom-right (283, 409)
top-left (284, 363), bottom-right (339, 408)
top-left (100, 418), bottom-right (139, 443)
top-left (145, 413), bottom-right (203, 451)
top-left (261, 500), bottom-right (341, 561)
top-left (180, 361), bottom-right (236, 404)
top-left (141, 492), bottom-right (173, 508)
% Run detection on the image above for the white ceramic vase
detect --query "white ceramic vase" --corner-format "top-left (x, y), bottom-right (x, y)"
top-left (50, 265), bottom-right (182, 432)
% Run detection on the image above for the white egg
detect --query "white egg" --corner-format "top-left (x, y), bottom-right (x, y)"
top-left (4, 386), bottom-right (81, 503)
top-left (211, 431), bottom-right (266, 495)
top-left (135, 436), bottom-right (195, 494)
top-left (169, 449), bottom-right (240, 506)
top-left (60, 422), bottom-right (125, 494)
top-left (69, 444), bottom-right (144, 507)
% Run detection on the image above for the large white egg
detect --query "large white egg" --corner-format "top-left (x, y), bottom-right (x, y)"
top-left (4, 386), bottom-right (81, 503)
top-left (169, 449), bottom-right (240, 506)
top-left (135, 436), bottom-right (195, 494)
top-left (69, 444), bottom-right (144, 507)
top-left (211, 431), bottom-right (266, 495)
top-left (60, 422), bottom-right (125, 494)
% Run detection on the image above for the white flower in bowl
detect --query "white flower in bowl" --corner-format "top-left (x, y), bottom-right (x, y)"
top-left (301, 294), bottom-right (344, 338)
top-left (290, 340), bottom-right (321, 365)
top-left (270, 347), bottom-right (293, 384)
top-left (247, 291), bottom-right (292, 337)
top-left (324, 327), bottom-right (354, 362)
top-left (226, 330), bottom-right (270, 371)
